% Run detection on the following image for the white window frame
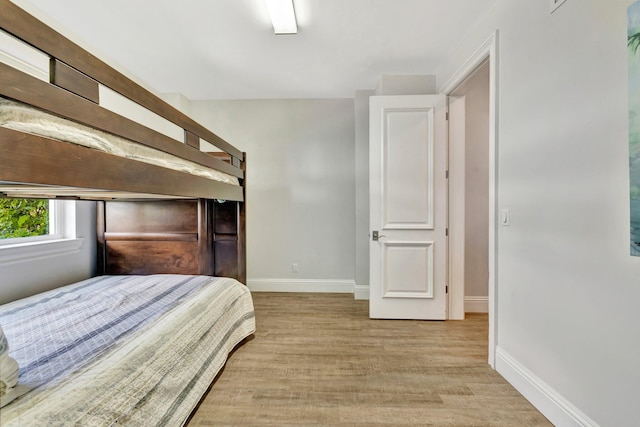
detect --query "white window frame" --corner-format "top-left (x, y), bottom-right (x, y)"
top-left (0, 200), bottom-right (83, 265)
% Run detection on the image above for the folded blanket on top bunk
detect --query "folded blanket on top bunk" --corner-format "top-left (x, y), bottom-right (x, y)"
top-left (0, 274), bottom-right (255, 427)
top-left (0, 97), bottom-right (239, 186)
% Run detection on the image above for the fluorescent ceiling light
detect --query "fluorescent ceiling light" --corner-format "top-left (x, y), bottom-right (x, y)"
top-left (265, 0), bottom-right (297, 34)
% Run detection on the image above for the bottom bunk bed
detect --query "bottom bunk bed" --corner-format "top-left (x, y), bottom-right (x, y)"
top-left (0, 274), bottom-right (255, 426)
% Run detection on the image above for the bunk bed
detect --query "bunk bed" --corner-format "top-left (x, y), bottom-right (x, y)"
top-left (0, 1), bottom-right (254, 425)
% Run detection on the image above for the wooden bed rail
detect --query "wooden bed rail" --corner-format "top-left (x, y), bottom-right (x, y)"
top-left (0, 127), bottom-right (244, 201)
top-left (0, 0), bottom-right (243, 167)
top-left (0, 62), bottom-right (242, 179)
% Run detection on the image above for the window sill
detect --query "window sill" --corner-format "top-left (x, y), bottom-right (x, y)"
top-left (0, 238), bottom-right (84, 266)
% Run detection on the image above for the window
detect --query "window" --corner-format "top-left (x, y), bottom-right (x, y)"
top-left (0, 198), bottom-right (73, 244)
top-left (0, 198), bottom-right (75, 244)
top-left (0, 198), bottom-right (50, 240)
top-left (0, 199), bottom-right (81, 264)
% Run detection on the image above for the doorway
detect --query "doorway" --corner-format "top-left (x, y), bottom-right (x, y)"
top-left (449, 59), bottom-right (490, 319)
top-left (441, 30), bottom-right (498, 366)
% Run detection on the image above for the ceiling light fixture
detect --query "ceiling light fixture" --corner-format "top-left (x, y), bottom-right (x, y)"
top-left (265, 0), bottom-right (297, 35)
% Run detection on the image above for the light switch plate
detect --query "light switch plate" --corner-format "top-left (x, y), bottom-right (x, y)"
top-left (550, 0), bottom-right (567, 13)
top-left (501, 209), bottom-right (510, 226)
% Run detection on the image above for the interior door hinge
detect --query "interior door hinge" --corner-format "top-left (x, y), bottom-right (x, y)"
top-left (446, 285), bottom-right (449, 294)
top-left (445, 111), bottom-right (449, 121)
top-left (445, 228), bottom-right (449, 237)
top-left (446, 170), bottom-right (449, 179)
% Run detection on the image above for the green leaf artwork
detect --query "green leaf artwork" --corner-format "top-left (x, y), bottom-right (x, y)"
top-left (0, 199), bottom-right (49, 239)
top-left (629, 1), bottom-right (640, 256)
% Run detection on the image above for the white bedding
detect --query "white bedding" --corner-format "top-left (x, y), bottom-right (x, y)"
top-left (0, 97), bottom-right (239, 186)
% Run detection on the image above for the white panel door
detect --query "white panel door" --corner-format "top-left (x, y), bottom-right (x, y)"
top-left (369, 95), bottom-right (448, 319)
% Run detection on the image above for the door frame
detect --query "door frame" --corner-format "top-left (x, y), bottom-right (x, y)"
top-left (440, 30), bottom-right (499, 367)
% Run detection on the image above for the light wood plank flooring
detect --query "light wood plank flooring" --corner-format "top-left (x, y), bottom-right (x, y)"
top-left (187, 293), bottom-right (551, 426)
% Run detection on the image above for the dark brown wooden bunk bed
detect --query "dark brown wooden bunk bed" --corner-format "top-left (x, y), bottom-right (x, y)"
top-left (0, 0), bottom-right (246, 282)
top-left (0, 1), bottom-right (253, 425)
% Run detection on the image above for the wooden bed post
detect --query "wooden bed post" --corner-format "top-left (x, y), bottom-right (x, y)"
top-left (207, 151), bottom-right (247, 283)
top-left (96, 201), bottom-right (106, 276)
top-left (198, 198), bottom-right (214, 276)
top-left (238, 152), bottom-right (247, 283)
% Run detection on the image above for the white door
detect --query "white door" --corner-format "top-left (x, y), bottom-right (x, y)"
top-left (369, 95), bottom-right (448, 320)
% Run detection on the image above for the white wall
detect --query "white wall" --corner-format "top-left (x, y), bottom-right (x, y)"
top-left (0, 201), bottom-right (96, 304)
top-left (438, 1), bottom-right (640, 425)
top-left (190, 99), bottom-right (356, 291)
top-left (375, 74), bottom-right (437, 96)
top-left (354, 90), bottom-right (374, 298)
top-left (160, 92), bottom-right (193, 116)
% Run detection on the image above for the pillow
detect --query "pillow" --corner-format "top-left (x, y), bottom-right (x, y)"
top-left (0, 326), bottom-right (18, 396)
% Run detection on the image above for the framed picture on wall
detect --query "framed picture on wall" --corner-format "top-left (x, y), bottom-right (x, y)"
top-left (628, 1), bottom-right (640, 256)
top-left (550, 0), bottom-right (567, 14)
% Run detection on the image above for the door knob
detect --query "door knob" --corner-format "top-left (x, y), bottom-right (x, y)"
top-left (372, 230), bottom-right (386, 241)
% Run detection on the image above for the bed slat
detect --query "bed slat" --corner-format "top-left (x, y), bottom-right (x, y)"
top-left (185, 130), bottom-right (200, 149)
top-left (50, 59), bottom-right (99, 103)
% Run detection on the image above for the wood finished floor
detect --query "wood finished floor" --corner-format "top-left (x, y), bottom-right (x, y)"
top-left (187, 293), bottom-right (551, 426)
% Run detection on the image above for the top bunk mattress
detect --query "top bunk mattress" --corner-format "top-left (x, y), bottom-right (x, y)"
top-left (0, 97), bottom-right (239, 186)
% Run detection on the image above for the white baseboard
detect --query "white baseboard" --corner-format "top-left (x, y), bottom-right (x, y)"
top-left (354, 284), bottom-right (369, 300)
top-left (464, 296), bottom-right (489, 313)
top-left (495, 347), bottom-right (598, 427)
top-left (247, 278), bottom-right (355, 294)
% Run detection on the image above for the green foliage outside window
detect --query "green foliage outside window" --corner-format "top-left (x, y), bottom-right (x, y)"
top-left (0, 198), bottom-right (49, 239)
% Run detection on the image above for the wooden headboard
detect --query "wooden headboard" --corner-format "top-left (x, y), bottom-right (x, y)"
top-left (97, 199), bottom-right (246, 283)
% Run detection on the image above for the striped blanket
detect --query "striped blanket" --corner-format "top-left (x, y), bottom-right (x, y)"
top-left (0, 275), bottom-right (255, 426)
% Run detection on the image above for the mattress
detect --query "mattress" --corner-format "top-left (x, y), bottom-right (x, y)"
top-left (0, 97), bottom-right (239, 186)
top-left (0, 274), bottom-right (255, 426)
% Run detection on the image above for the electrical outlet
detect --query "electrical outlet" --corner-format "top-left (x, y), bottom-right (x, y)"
top-left (292, 263), bottom-right (299, 273)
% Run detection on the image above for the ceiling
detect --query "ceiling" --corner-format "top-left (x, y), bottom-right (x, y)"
top-left (21, 0), bottom-right (496, 100)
